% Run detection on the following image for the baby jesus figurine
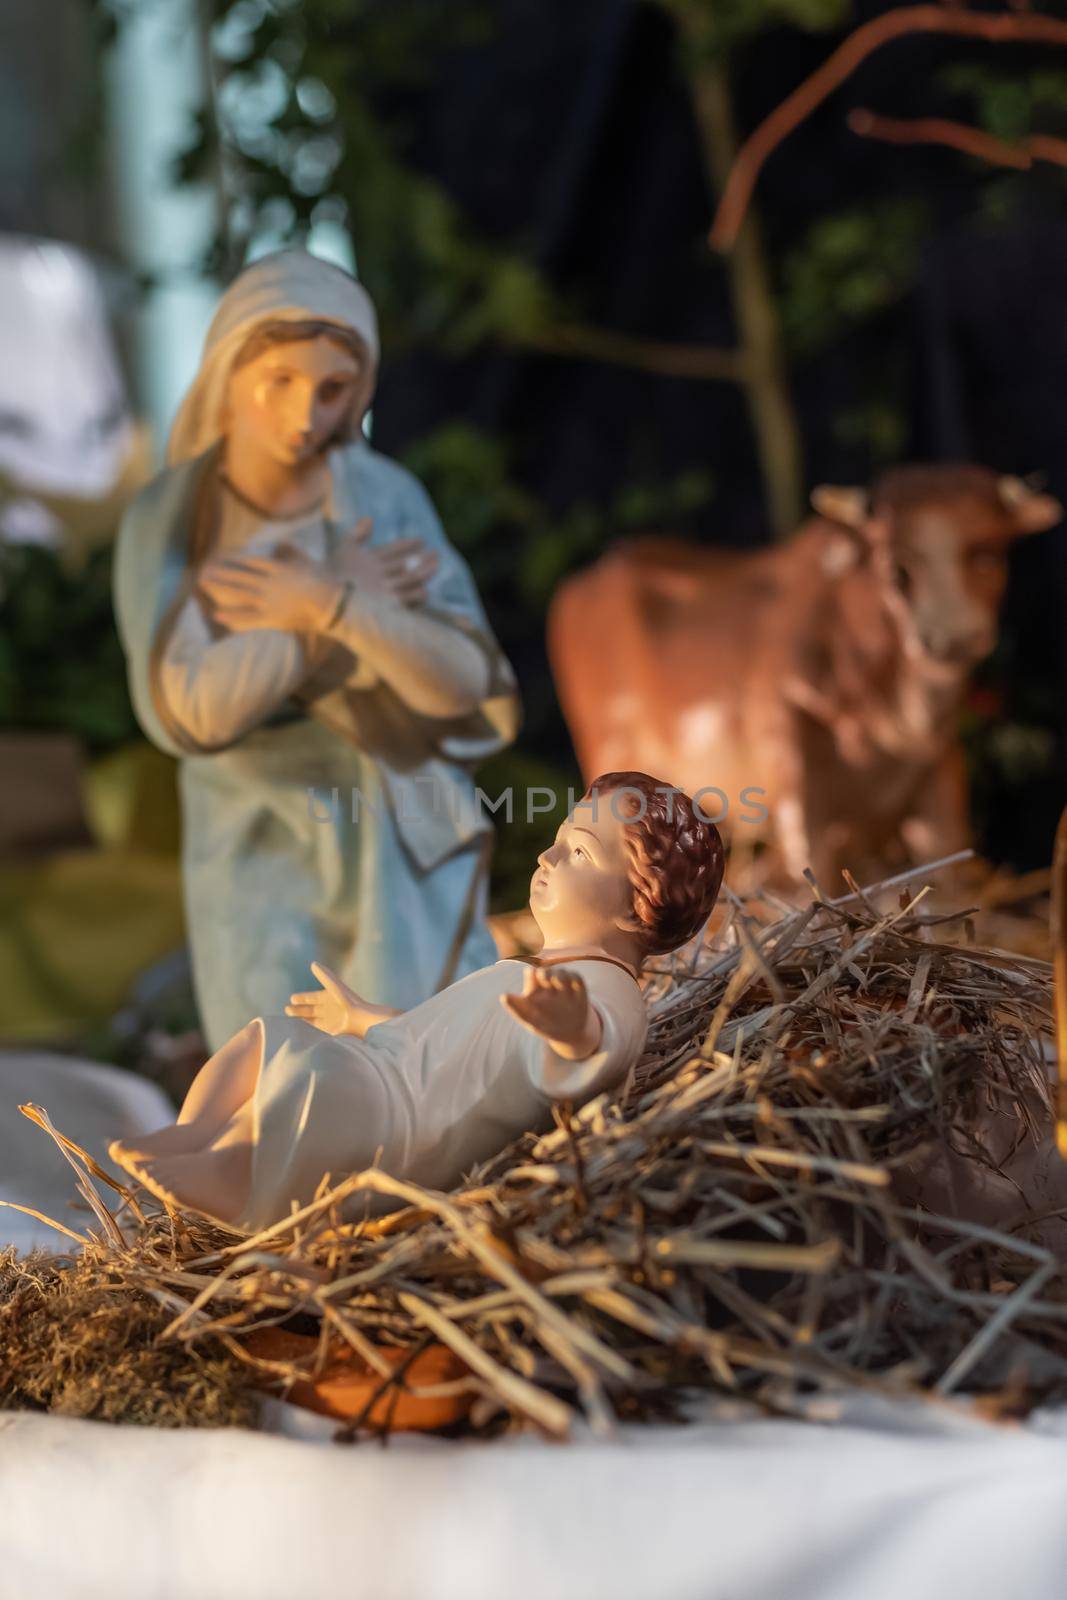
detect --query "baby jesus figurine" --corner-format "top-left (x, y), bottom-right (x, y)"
top-left (110, 773), bottom-right (725, 1232)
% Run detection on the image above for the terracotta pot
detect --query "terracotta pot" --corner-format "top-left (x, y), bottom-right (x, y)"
top-left (243, 1327), bottom-right (473, 1431)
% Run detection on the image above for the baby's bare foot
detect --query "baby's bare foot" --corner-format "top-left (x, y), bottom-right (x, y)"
top-left (118, 1144), bottom-right (253, 1230)
top-left (109, 1120), bottom-right (207, 1164)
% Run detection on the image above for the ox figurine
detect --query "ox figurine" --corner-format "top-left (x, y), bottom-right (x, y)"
top-left (548, 465), bottom-right (1062, 891)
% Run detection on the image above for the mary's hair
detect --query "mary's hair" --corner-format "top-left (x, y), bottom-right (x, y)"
top-left (231, 318), bottom-right (370, 372)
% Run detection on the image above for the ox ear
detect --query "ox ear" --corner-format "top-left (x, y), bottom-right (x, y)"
top-left (998, 476), bottom-right (1064, 536)
top-left (810, 485), bottom-right (870, 531)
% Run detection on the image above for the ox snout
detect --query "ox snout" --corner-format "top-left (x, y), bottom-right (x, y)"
top-left (921, 625), bottom-right (996, 667)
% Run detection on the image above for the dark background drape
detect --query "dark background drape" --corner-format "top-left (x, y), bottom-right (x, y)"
top-left (367, 0), bottom-right (1067, 867)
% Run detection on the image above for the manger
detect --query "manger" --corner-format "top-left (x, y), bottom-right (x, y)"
top-left (5, 858), bottom-right (1066, 1439)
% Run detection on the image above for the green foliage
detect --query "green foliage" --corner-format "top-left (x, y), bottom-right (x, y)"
top-left (404, 421), bottom-right (713, 611)
top-left (784, 58), bottom-right (1067, 482)
top-left (474, 747), bottom-right (577, 912)
top-left (520, 469), bottom-right (713, 609)
top-left (400, 424), bottom-right (537, 572)
top-left (179, 0), bottom-right (561, 349)
top-left (781, 198), bottom-right (927, 355)
top-left (832, 397), bottom-right (907, 468)
top-left (961, 644), bottom-right (1059, 850)
top-left (90, 0), bottom-right (557, 343)
top-left (659, 0), bottom-right (848, 56)
top-left (935, 63), bottom-right (1067, 230)
top-left (0, 545), bottom-right (136, 751)
top-left (982, 721), bottom-right (1056, 782)
top-left (943, 65), bottom-right (1067, 145)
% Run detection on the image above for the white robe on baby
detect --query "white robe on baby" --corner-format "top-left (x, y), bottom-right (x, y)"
top-left (186, 957), bottom-right (647, 1233)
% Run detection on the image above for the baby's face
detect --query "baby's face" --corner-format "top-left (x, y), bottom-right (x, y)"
top-left (225, 335), bottom-right (365, 467)
top-left (528, 799), bottom-right (634, 947)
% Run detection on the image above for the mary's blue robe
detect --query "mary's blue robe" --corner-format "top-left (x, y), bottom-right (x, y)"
top-left (114, 436), bottom-right (520, 1048)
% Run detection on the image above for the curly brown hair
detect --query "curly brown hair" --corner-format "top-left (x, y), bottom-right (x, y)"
top-left (586, 771), bottom-right (725, 956)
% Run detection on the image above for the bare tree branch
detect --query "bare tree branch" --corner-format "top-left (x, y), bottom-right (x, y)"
top-left (709, 5), bottom-right (1067, 252)
top-left (515, 321), bottom-right (749, 382)
top-left (1030, 133), bottom-right (1067, 169)
top-left (848, 108), bottom-right (1031, 168)
top-left (849, 109), bottom-right (1067, 171)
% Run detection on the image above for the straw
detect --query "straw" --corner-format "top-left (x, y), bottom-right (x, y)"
top-left (4, 860), bottom-right (1066, 1435)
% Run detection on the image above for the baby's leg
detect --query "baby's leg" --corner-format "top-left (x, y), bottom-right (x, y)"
top-left (178, 1018), bottom-right (265, 1131)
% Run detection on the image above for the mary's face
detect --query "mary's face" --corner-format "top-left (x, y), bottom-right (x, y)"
top-left (528, 800), bottom-right (635, 947)
top-left (225, 335), bottom-right (366, 466)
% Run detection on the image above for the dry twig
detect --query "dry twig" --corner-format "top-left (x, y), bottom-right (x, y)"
top-left (710, 5), bottom-right (1067, 250)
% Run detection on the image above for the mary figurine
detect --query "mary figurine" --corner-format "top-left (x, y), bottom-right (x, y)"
top-left (114, 250), bottom-right (520, 1049)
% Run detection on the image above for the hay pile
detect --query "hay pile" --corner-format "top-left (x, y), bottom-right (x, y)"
top-left (0, 1241), bottom-right (257, 1427)
top-left (4, 868), bottom-right (1067, 1438)
top-left (940, 859), bottom-right (1052, 962)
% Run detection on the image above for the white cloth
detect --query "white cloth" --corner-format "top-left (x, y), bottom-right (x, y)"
top-left (139, 957), bottom-right (647, 1232)
top-left (6, 1058), bottom-right (1067, 1600)
top-left (2, 1402), bottom-right (1067, 1600)
top-left (0, 1052), bottom-right (172, 1254)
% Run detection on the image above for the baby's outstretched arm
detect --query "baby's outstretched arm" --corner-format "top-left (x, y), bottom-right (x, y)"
top-left (286, 962), bottom-right (401, 1038)
top-left (501, 967), bottom-right (602, 1061)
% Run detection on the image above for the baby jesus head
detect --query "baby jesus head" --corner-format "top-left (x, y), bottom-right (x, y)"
top-left (505, 771), bottom-right (725, 1057)
top-left (529, 771), bottom-right (725, 962)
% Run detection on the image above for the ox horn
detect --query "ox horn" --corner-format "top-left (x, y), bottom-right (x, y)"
top-left (810, 485), bottom-right (870, 531)
top-left (997, 475), bottom-right (1064, 535)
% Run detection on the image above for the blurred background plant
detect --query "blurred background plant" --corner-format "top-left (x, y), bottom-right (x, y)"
top-left (0, 545), bottom-right (135, 748)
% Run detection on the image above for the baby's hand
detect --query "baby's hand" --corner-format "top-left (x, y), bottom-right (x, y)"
top-left (286, 962), bottom-right (366, 1036)
top-left (501, 967), bottom-right (602, 1061)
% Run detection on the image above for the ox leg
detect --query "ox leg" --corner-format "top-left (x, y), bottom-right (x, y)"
top-left (900, 747), bottom-right (970, 867)
top-left (736, 698), bottom-right (811, 891)
top-left (777, 794), bottom-right (814, 886)
top-left (894, 1080), bottom-right (1067, 1257)
top-left (774, 746), bottom-right (815, 889)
